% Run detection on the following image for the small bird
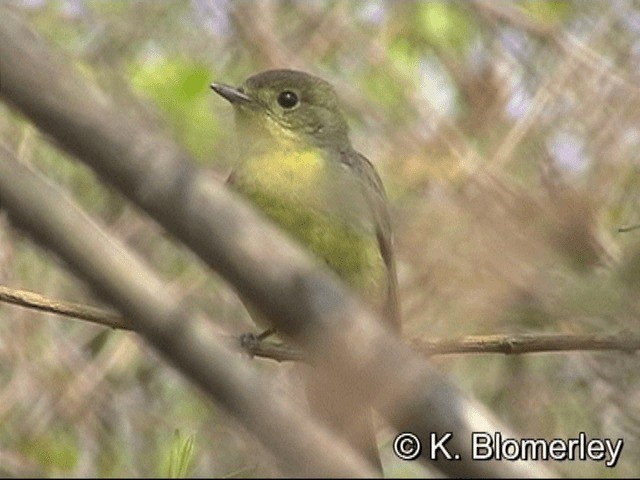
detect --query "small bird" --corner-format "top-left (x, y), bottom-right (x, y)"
top-left (211, 69), bottom-right (400, 473)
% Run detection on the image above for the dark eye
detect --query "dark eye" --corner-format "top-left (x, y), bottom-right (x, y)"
top-left (277, 90), bottom-right (299, 109)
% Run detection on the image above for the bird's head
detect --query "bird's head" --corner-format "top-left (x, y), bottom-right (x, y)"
top-left (211, 69), bottom-right (350, 151)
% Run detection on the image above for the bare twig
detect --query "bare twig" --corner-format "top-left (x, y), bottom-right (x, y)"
top-left (1, 284), bottom-right (637, 359)
top-left (411, 332), bottom-right (640, 356)
top-left (0, 285), bottom-right (129, 329)
top-left (245, 332), bottom-right (640, 362)
top-left (619, 224), bottom-right (640, 233)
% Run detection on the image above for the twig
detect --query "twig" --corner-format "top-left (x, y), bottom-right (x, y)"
top-left (411, 332), bottom-right (640, 356)
top-left (1, 284), bottom-right (637, 359)
top-left (247, 332), bottom-right (640, 362)
top-left (619, 224), bottom-right (640, 233)
top-left (0, 285), bottom-right (129, 330)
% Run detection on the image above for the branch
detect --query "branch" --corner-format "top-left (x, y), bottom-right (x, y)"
top-left (247, 333), bottom-right (640, 360)
top-left (411, 333), bottom-right (640, 356)
top-left (0, 285), bottom-right (129, 330)
top-left (619, 224), bottom-right (640, 233)
top-left (244, 332), bottom-right (640, 361)
top-left (2, 284), bottom-right (637, 359)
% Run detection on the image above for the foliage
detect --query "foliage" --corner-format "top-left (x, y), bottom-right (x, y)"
top-left (164, 430), bottom-right (195, 478)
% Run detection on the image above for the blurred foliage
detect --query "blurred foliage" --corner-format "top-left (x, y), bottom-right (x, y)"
top-left (1, 0), bottom-right (640, 477)
top-left (416, 2), bottom-right (478, 51)
top-left (131, 58), bottom-right (220, 163)
top-left (520, 0), bottom-right (574, 24)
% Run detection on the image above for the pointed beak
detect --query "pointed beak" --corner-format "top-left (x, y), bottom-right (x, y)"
top-left (210, 82), bottom-right (252, 105)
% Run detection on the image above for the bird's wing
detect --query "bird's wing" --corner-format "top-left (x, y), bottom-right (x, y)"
top-left (340, 149), bottom-right (401, 332)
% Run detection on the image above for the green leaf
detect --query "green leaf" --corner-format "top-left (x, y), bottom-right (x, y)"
top-left (165, 429), bottom-right (196, 478)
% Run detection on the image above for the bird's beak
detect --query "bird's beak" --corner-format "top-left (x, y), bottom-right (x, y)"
top-left (210, 82), bottom-right (252, 105)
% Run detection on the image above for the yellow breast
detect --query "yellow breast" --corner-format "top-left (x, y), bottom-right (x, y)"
top-left (237, 146), bottom-right (327, 199)
top-left (232, 146), bottom-right (386, 300)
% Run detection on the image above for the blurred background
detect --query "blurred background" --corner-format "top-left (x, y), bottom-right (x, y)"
top-left (1, 0), bottom-right (639, 476)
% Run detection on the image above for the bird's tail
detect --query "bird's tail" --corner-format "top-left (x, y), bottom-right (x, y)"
top-left (301, 364), bottom-right (382, 474)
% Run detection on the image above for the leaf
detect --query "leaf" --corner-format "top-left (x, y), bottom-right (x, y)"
top-left (166, 429), bottom-right (196, 478)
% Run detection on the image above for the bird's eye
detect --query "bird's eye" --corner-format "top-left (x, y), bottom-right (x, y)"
top-left (277, 90), bottom-right (299, 109)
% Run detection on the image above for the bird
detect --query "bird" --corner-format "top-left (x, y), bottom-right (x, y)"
top-left (211, 69), bottom-right (400, 473)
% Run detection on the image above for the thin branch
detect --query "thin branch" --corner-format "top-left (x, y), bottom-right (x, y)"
top-left (247, 332), bottom-right (640, 360)
top-left (619, 224), bottom-right (640, 233)
top-left (1, 284), bottom-right (637, 359)
top-left (0, 285), bottom-right (129, 330)
top-left (411, 333), bottom-right (640, 356)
